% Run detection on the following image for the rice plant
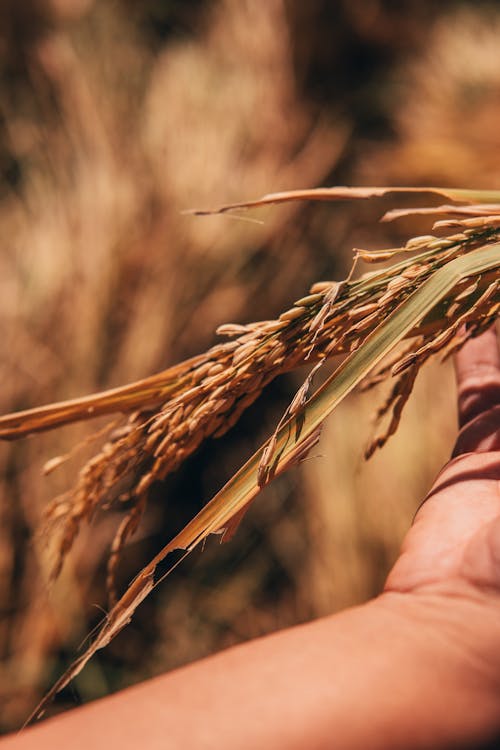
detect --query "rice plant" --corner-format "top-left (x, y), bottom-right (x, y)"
top-left (1, 185), bottom-right (500, 720)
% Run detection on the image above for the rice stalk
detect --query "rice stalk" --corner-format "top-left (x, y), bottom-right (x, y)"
top-left (1, 186), bottom-right (500, 719)
top-left (1, 209), bottom-right (498, 597)
top-left (22, 238), bottom-right (500, 723)
top-left (1, 192), bottom-right (500, 591)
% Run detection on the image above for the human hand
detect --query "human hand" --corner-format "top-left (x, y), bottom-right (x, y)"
top-left (376, 326), bottom-right (500, 748)
top-left (386, 325), bottom-right (500, 596)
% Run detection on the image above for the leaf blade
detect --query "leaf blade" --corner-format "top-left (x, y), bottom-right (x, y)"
top-left (189, 186), bottom-right (500, 216)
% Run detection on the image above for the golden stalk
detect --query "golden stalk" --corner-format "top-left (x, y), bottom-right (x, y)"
top-left (2, 186), bottom-right (500, 720)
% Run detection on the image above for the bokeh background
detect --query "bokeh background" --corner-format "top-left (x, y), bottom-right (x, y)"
top-left (2, 0), bottom-right (500, 731)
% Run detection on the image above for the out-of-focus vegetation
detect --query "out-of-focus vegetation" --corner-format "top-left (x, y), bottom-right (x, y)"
top-left (1, 0), bottom-right (500, 731)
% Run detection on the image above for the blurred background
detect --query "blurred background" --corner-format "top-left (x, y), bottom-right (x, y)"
top-left (1, 0), bottom-right (500, 731)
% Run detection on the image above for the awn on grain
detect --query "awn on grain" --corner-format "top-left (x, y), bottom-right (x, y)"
top-left (1, 186), bottom-right (500, 722)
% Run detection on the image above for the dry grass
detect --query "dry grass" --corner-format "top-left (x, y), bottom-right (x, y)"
top-left (360, 6), bottom-right (500, 188)
top-left (0, 0), bottom-right (347, 728)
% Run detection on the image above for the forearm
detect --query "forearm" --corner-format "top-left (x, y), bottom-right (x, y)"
top-left (4, 589), bottom-right (500, 750)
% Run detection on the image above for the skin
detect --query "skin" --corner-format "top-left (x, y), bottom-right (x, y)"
top-left (3, 328), bottom-right (500, 749)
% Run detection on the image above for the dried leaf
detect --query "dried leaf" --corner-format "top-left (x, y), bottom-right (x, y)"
top-left (189, 186), bottom-right (500, 216)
